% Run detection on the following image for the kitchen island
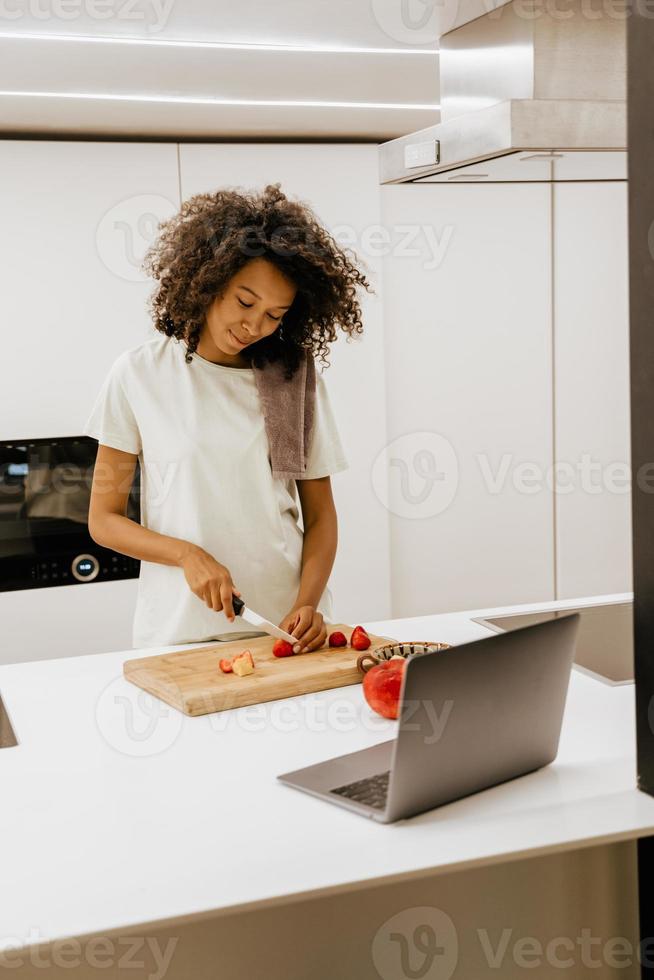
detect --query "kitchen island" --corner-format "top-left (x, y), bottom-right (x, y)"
top-left (0, 593), bottom-right (648, 979)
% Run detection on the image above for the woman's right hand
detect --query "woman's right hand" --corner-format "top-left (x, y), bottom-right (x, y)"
top-left (180, 545), bottom-right (241, 621)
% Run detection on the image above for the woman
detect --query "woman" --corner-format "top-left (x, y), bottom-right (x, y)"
top-left (84, 183), bottom-right (371, 652)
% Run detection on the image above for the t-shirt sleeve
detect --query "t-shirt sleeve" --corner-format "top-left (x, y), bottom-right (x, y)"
top-left (299, 370), bottom-right (349, 480)
top-left (82, 353), bottom-right (142, 455)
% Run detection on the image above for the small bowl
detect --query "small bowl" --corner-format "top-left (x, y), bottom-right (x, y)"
top-left (357, 640), bottom-right (451, 675)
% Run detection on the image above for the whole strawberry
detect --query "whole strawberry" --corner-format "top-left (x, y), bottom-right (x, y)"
top-left (351, 625), bottom-right (371, 651)
top-left (273, 638), bottom-right (295, 658)
top-left (328, 631), bottom-right (347, 648)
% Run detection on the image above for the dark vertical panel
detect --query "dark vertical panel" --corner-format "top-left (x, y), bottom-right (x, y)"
top-left (628, 0), bottom-right (654, 796)
top-left (628, 5), bottom-right (654, 976)
top-left (639, 837), bottom-right (654, 975)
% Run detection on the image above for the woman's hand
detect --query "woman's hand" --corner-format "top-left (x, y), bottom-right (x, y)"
top-left (279, 605), bottom-right (327, 654)
top-left (180, 544), bottom-right (241, 621)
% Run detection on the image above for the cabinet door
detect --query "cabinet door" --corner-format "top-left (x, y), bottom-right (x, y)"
top-left (380, 183), bottom-right (554, 616)
top-left (0, 140), bottom-right (180, 439)
top-left (178, 144), bottom-right (392, 625)
top-left (0, 140), bottom-right (180, 662)
top-left (553, 182), bottom-right (631, 598)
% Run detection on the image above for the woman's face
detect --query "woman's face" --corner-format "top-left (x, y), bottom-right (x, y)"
top-left (200, 257), bottom-right (297, 365)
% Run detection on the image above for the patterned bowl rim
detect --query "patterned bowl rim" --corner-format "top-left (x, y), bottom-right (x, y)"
top-left (375, 640), bottom-right (451, 656)
top-left (357, 640), bottom-right (451, 674)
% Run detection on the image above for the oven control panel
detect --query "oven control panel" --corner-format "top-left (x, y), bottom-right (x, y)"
top-left (30, 552), bottom-right (140, 587)
top-left (0, 550), bottom-right (140, 592)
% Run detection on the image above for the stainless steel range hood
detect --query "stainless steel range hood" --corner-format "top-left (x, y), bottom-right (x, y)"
top-left (379, 0), bottom-right (626, 183)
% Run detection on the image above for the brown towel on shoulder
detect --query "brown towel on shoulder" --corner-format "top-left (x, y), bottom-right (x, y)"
top-left (252, 350), bottom-right (316, 481)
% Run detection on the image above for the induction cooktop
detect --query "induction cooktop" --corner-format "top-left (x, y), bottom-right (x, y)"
top-left (473, 600), bottom-right (633, 685)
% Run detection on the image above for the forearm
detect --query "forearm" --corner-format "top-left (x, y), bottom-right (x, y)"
top-left (89, 512), bottom-right (198, 567)
top-left (294, 513), bottom-right (338, 609)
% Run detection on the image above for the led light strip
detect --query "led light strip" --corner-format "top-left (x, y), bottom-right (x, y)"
top-left (0, 89), bottom-right (440, 109)
top-left (0, 30), bottom-right (439, 55)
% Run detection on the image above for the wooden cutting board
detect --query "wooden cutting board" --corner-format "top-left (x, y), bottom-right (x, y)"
top-left (123, 625), bottom-right (399, 717)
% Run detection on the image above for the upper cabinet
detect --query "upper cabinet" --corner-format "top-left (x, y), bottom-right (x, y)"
top-left (380, 176), bottom-right (631, 613)
top-left (0, 141), bottom-right (180, 439)
top-left (553, 182), bottom-right (631, 598)
top-left (380, 182), bottom-right (555, 615)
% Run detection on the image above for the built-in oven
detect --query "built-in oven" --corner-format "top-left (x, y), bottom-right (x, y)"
top-left (0, 436), bottom-right (140, 592)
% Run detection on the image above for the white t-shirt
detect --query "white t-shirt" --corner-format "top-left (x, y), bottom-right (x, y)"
top-left (83, 335), bottom-right (349, 649)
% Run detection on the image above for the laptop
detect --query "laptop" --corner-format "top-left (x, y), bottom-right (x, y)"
top-left (277, 613), bottom-right (580, 823)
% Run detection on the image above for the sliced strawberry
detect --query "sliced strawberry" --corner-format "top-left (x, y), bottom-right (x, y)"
top-left (351, 625), bottom-right (371, 651)
top-left (328, 631), bottom-right (348, 648)
top-left (273, 638), bottom-right (295, 658)
top-left (219, 658), bottom-right (233, 673)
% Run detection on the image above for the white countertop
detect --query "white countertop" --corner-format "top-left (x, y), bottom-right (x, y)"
top-left (1, 591), bottom-right (651, 951)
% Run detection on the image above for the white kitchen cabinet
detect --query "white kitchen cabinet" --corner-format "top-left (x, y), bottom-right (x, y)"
top-left (0, 141), bottom-right (391, 664)
top-left (0, 140), bottom-right (181, 663)
top-left (178, 144), bottom-right (392, 628)
top-left (380, 183), bottom-right (555, 616)
top-left (0, 580), bottom-right (138, 664)
top-left (0, 138), bottom-right (631, 663)
top-left (0, 140), bottom-right (181, 440)
top-left (553, 181), bottom-right (631, 598)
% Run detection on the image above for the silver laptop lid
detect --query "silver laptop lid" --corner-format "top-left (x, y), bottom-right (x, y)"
top-left (384, 613), bottom-right (580, 822)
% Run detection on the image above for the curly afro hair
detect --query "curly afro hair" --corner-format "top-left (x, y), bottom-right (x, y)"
top-left (142, 182), bottom-right (374, 381)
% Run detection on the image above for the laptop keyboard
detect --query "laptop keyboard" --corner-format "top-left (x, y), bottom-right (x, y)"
top-left (330, 770), bottom-right (390, 810)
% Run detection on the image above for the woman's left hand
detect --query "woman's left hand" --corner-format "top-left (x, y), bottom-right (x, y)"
top-left (278, 605), bottom-right (327, 654)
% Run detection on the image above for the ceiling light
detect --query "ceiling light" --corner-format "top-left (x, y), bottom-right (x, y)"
top-left (0, 89), bottom-right (440, 110)
top-left (0, 31), bottom-right (439, 55)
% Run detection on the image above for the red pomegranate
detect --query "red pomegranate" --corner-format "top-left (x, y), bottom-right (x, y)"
top-left (362, 659), bottom-right (406, 720)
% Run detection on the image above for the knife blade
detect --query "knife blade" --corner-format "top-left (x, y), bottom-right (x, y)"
top-left (231, 595), bottom-right (299, 646)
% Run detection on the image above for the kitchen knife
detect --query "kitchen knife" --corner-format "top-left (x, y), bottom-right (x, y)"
top-left (231, 595), bottom-right (299, 646)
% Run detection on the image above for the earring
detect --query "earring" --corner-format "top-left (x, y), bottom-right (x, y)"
top-left (279, 318), bottom-right (285, 341)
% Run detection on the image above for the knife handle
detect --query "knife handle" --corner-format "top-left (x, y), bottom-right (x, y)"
top-left (232, 594), bottom-right (245, 616)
